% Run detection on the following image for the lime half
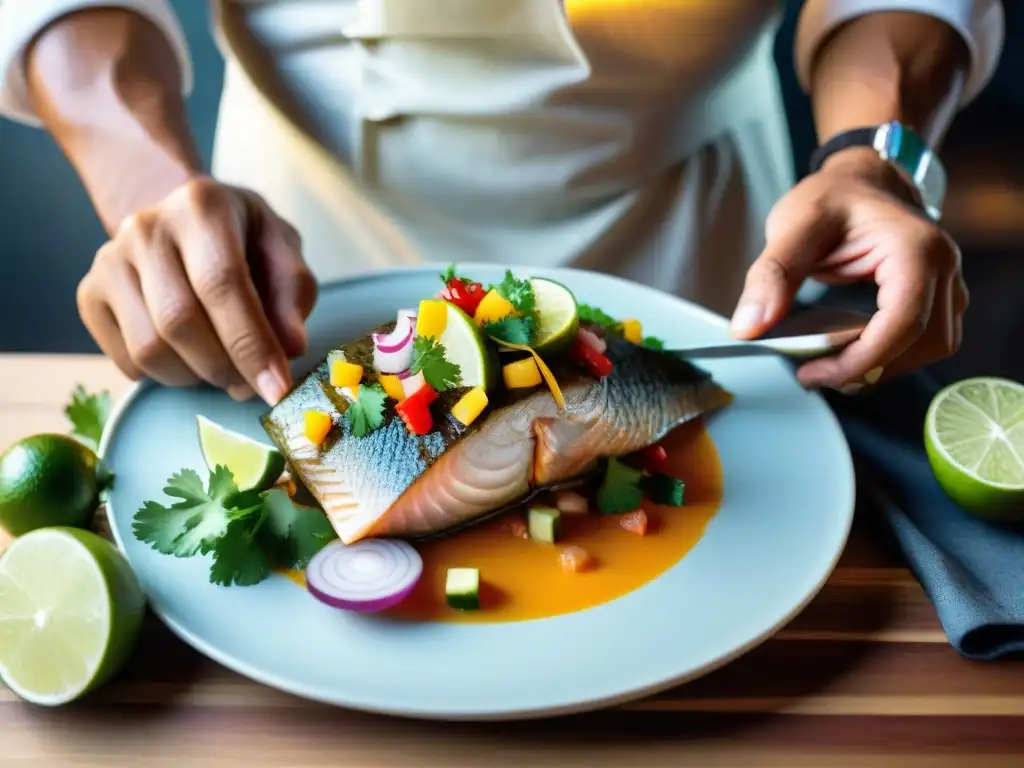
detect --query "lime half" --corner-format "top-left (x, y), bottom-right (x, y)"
top-left (438, 303), bottom-right (495, 391)
top-left (530, 278), bottom-right (579, 355)
top-left (197, 415), bottom-right (285, 491)
top-left (924, 376), bottom-right (1024, 521)
top-left (0, 527), bottom-right (145, 705)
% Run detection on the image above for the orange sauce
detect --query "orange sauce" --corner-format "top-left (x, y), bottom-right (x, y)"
top-left (281, 420), bottom-right (722, 624)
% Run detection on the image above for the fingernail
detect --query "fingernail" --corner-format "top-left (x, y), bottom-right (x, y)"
top-left (730, 301), bottom-right (764, 335)
top-left (840, 383), bottom-right (864, 395)
top-left (256, 367), bottom-right (288, 405)
top-left (864, 366), bottom-right (885, 385)
top-left (227, 384), bottom-right (254, 402)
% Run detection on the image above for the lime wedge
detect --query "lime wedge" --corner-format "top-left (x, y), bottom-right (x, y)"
top-left (197, 415), bottom-right (285, 491)
top-left (530, 278), bottom-right (579, 355)
top-left (0, 527), bottom-right (145, 705)
top-left (924, 376), bottom-right (1024, 521)
top-left (438, 303), bottom-right (495, 391)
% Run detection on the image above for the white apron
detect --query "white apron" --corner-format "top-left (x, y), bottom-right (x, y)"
top-left (210, 0), bottom-right (806, 319)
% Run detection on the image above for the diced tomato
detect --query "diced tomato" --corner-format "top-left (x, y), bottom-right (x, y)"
top-left (560, 545), bottom-right (595, 573)
top-left (620, 509), bottom-right (648, 536)
top-left (637, 445), bottom-right (668, 475)
top-left (395, 383), bottom-right (437, 435)
top-left (500, 516), bottom-right (529, 540)
top-left (570, 335), bottom-right (613, 378)
top-left (441, 278), bottom-right (486, 316)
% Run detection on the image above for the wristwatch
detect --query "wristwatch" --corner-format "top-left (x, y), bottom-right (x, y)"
top-left (809, 121), bottom-right (947, 221)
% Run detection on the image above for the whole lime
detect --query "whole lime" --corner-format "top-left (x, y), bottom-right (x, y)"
top-left (0, 434), bottom-right (100, 536)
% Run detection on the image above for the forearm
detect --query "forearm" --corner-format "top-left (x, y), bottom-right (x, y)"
top-left (25, 7), bottom-right (202, 234)
top-left (799, 9), bottom-right (970, 148)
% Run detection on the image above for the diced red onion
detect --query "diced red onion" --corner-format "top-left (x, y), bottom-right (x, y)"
top-left (305, 539), bottom-right (423, 613)
top-left (401, 371), bottom-right (427, 398)
top-left (577, 327), bottom-right (607, 355)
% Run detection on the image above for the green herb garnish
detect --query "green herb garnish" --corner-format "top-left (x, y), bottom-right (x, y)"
top-left (483, 315), bottom-right (537, 346)
top-left (65, 384), bottom-right (111, 450)
top-left (440, 263), bottom-right (469, 284)
top-left (577, 304), bottom-right (623, 335)
top-left (133, 470), bottom-right (336, 587)
top-left (641, 336), bottom-right (665, 351)
top-left (410, 336), bottom-right (463, 392)
top-left (345, 383), bottom-right (388, 437)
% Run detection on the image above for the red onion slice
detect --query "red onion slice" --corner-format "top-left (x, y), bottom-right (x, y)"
top-left (373, 315), bottom-right (414, 353)
top-left (578, 327), bottom-right (607, 354)
top-left (401, 371), bottom-right (427, 398)
top-left (305, 539), bottom-right (423, 613)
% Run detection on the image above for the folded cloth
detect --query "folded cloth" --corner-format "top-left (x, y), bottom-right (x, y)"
top-left (827, 370), bottom-right (1024, 660)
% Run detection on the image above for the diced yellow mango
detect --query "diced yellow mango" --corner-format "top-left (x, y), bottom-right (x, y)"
top-left (330, 360), bottom-right (363, 390)
top-left (621, 318), bottom-right (643, 344)
top-left (417, 299), bottom-right (448, 340)
top-left (379, 374), bottom-right (406, 402)
top-left (304, 410), bottom-right (333, 446)
top-left (473, 289), bottom-right (515, 325)
top-left (503, 357), bottom-right (542, 389)
top-left (451, 386), bottom-right (489, 427)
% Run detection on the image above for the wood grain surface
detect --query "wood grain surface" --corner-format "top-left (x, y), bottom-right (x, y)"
top-left (2, 354), bottom-right (1023, 767)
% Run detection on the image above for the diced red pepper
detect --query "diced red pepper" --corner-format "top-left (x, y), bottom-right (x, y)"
top-left (570, 335), bottom-right (613, 378)
top-left (441, 278), bottom-right (486, 317)
top-left (395, 382), bottom-right (437, 435)
top-left (637, 445), bottom-right (668, 475)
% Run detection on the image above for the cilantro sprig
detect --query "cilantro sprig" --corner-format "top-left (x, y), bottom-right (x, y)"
top-left (132, 468), bottom-right (336, 587)
top-left (65, 384), bottom-right (111, 450)
top-left (409, 336), bottom-right (462, 392)
top-left (345, 383), bottom-right (387, 437)
top-left (440, 263), bottom-right (469, 285)
top-left (483, 315), bottom-right (537, 346)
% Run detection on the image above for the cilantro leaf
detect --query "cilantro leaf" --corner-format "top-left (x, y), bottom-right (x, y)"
top-left (65, 384), bottom-right (111, 449)
top-left (258, 489), bottom-right (337, 569)
top-left (641, 336), bottom-right (665, 351)
top-left (577, 304), bottom-right (622, 335)
top-left (132, 466), bottom-right (261, 557)
top-left (596, 458), bottom-right (644, 514)
top-left (440, 263), bottom-right (469, 284)
top-left (209, 518), bottom-right (275, 587)
top-left (345, 383), bottom-right (388, 437)
top-left (492, 270), bottom-right (536, 316)
top-left (483, 316), bottom-right (537, 346)
top-left (409, 337), bottom-right (462, 392)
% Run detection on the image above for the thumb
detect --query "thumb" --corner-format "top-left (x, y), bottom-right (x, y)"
top-left (245, 194), bottom-right (318, 358)
top-left (730, 199), bottom-right (844, 339)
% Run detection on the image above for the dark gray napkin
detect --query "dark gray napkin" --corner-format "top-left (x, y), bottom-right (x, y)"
top-left (827, 371), bottom-right (1024, 659)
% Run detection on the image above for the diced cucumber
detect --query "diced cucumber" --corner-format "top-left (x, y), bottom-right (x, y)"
top-left (527, 506), bottom-right (561, 543)
top-left (643, 474), bottom-right (686, 506)
top-left (445, 567), bottom-right (480, 611)
top-left (596, 458), bottom-right (645, 514)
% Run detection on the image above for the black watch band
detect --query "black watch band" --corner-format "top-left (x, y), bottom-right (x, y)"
top-left (808, 127), bottom-right (878, 174)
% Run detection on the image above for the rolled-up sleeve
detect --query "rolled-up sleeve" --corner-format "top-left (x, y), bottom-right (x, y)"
top-left (0, 0), bottom-right (193, 125)
top-left (795, 0), bottom-right (1005, 106)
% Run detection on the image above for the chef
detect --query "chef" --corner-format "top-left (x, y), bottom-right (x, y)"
top-left (0, 1), bottom-right (1003, 404)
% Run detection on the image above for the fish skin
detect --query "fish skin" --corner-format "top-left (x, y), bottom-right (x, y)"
top-left (262, 333), bottom-right (731, 544)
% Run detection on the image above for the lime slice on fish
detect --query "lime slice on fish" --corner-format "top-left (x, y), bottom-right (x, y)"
top-left (924, 376), bottom-right (1024, 521)
top-left (197, 415), bottom-right (285, 491)
top-left (439, 303), bottom-right (495, 391)
top-left (530, 278), bottom-right (579, 355)
top-left (0, 527), bottom-right (145, 706)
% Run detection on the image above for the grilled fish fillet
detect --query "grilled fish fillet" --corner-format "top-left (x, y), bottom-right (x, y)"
top-left (262, 334), bottom-right (731, 544)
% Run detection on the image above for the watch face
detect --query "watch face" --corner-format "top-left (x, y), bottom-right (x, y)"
top-left (879, 122), bottom-right (945, 220)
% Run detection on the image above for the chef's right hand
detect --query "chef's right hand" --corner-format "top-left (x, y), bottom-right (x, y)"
top-left (77, 178), bottom-right (317, 405)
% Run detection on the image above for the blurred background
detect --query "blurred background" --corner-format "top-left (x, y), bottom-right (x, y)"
top-left (2, 1), bottom-right (1022, 377)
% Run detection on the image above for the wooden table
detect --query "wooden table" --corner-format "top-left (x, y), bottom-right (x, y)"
top-left (2, 354), bottom-right (1023, 767)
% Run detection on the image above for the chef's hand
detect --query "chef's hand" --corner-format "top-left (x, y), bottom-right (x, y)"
top-left (729, 148), bottom-right (966, 393)
top-left (77, 177), bottom-right (317, 404)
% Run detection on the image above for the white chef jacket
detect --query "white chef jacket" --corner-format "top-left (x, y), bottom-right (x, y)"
top-left (0, 1), bottom-right (1004, 318)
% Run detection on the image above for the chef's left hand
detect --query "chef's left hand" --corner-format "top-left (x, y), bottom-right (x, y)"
top-left (729, 148), bottom-right (967, 392)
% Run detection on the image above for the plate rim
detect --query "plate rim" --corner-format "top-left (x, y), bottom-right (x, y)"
top-left (99, 265), bottom-right (856, 721)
